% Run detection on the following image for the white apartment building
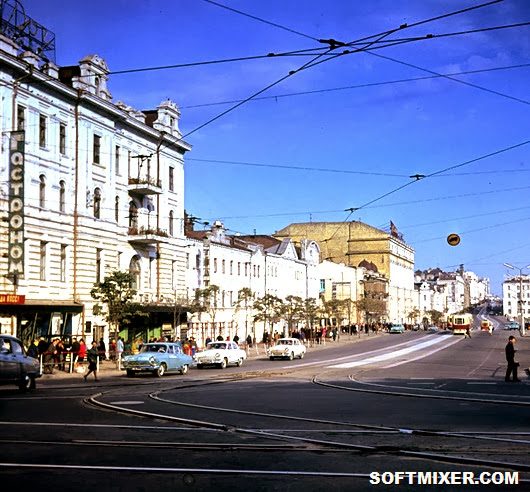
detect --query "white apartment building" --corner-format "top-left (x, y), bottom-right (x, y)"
top-left (183, 221), bottom-right (321, 345)
top-left (0, 24), bottom-right (191, 345)
top-left (503, 275), bottom-right (530, 323)
top-left (317, 260), bottom-right (363, 326)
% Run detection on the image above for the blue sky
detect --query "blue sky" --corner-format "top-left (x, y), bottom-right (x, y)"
top-left (22, 0), bottom-right (530, 294)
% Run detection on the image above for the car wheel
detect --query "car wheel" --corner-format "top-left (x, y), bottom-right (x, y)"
top-left (269, 356), bottom-right (275, 361)
top-left (289, 352), bottom-right (294, 361)
top-left (18, 375), bottom-right (34, 391)
top-left (197, 364), bottom-right (204, 369)
top-left (179, 364), bottom-right (189, 375)
top-left (156, 363), bottom-right (167, 377)
top-left (299, 352), bottom-right (305, 359)
top-left (219, 358), bottom-right (228, 369)
top-left (236, 358), bottom-right (243, 367)
top-left (126, 370), bottom-right (135, 377)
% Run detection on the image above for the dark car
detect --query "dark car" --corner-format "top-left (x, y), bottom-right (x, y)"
top-left (0, 334), bottom-right (41, 390)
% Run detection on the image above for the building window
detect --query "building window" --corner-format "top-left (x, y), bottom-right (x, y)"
top-left (39, 241), bottom-right (47, 281)
top-left (93, 188), bottom-right (101, 219)
top-left (129, 256), bottom-right (141, 290)
top-left (129, 201), bottom-right (138, 229)
top-left (60, 244), bottom-right (67, 282)
top-left (169, 166), bottom-right (174, 191)
top-left (238, 262), bottom-right (241, 276)
top-left (115, 196), bottom-right (119, 223)
top-left (16, 105), bottom-right (25, 131)
top-left (59, 180), bottom-right (66, 213)
top-left (213, 258), bottom-right (217, 273)
top-left (222, 259), bottom-right (225, 274)
top-left (115, 145), bottom-right (120, 175)
top-left (59, 123), bottom-right (66, 155)
top-left (39, 114), bottom-right (47, 148)
top-left (96, 249), bottom-right (102, 283)
top-left (245, 263), bottom-right (248, 276)
top-left (39, 175), bottom-right (46, 208)
top-left (169, 210), bottom-right (174, 236)
top-left (230, 260), bottom-right (233, 275)
top-left (93, 134), bottom-right (101, 164)
top-left (149, 257), bottom-right (154, 289)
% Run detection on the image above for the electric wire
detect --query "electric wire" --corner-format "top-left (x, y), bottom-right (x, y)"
top-left (182, 63), bottom-right (530, 109)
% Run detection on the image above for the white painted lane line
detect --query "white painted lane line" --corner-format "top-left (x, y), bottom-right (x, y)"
top-left (466, 382), bottom-right (497, 385)
top-left (382, 336), bottom-right (461, 368)
top-left (329, 336), bottom-right (455, 369)
top-left (282, 335), bottom-right (438, 369)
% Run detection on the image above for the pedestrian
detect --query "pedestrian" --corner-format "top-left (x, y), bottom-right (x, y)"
top-left (116, 336), bottom-right (124, 362)
top-left (464, 326), bottom-right (472, 339)
top-left (233, 334), bottom-right (239, 344)
top-left (246, 334), bottom-right (252, 348)
top-left (84, 341), bottom-right (99, 382)
top-left (505, 336), bottom-right (520, 382)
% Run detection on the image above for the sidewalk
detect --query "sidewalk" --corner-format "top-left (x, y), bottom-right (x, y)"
top-left (37, 332), bottom-right (383, 388)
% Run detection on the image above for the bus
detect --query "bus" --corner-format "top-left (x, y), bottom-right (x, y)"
top-left (447, 313), bottom-right (473, 335)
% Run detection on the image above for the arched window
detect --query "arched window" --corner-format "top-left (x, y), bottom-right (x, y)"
top-left (39, 175), bottom-right (46, 208)
top-left (93, 188), bottom-right (101, 219)
top-left (129, 201), bottom-right (138, 229)
top-left (59, 180), bottom-right (65, 213)
top-left (169, 210), bottom-right (174, 236)
top-left (115, 196), bottom-right (119, 223)
top-left (129, 255), bottom-right (141, 290)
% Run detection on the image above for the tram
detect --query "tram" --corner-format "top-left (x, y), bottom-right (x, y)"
top-left (447, 313), bottom-right (473, 335)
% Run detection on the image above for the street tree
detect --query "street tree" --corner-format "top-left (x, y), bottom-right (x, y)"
top-left (193, 285), bottom-right (220, 340)
top-left (90, 270), bottom-right (146, 341)
top-left (234, 287), bottom-right (254, 340)
top-left (283, 295), bottom-right (304, 336)
top-left (253, 294), bottom-right (284, 340)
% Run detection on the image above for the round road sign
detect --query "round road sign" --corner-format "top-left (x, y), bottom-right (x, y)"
top-left (447, 233), bottom-right (460, 246)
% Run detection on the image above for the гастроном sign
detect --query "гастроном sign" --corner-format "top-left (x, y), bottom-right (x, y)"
top-left (8, 131), bottom-right (24, 277)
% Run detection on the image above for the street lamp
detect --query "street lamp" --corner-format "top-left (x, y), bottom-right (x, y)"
top-left (503, 263), bottom-right (530, 336)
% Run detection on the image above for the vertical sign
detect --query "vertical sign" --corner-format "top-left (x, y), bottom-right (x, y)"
top-left (8, 130), bottom-right (25, 277)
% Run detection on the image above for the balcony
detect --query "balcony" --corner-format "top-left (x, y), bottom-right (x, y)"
top-left (128, 226), bottom-right (169, 244)
top-left (128, 177), bottom-right (162, 196)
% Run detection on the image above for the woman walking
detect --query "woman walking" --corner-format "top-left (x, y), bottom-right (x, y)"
top-left (84, 341), bottom-right (99, 382)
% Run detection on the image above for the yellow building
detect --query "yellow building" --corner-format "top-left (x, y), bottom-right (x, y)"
top-left (275, 221), bottom-right (415, 323)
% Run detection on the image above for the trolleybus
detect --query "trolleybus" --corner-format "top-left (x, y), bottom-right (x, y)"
top-left (447, 313), bottom-right (473, 335)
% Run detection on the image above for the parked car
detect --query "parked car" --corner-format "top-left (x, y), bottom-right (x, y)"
top-left (427, 325), bottom-right (439, 332)
top-left (194, 341), bottom-right (246, 369)
top-left (268, 338), bottom-right (306, 360)
top-left (503, 321), bottom-right (520, 330)
top-left (389, 324), bottom-right (405, 334)
top-left (0, 334), bottom-right (41, 390)
top-left (122, 342), bottom-right (193, 377)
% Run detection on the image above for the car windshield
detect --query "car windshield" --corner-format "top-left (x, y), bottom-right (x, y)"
top-left (278, 340), bottom-right (293, 345)
top-left (207, 343), bottom-right (227, 350)
top-left (140, 344), bottom-right (166, 353)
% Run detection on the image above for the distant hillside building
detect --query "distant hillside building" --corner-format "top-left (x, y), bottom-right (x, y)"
top-left (274, 221), bottom-right (415, 323)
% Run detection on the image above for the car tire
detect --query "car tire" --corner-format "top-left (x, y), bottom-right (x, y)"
top-left (269, 356), bottom-right (274, 361)
top-left (236, 358), bottom-right (243, 367)
top-left (289, 352), bottom-right (294, 361)
top-left (197, 364), bottom-right (204, 369)
top-left (219, 358), bottom-right (227, 369)
top-left (180, 364), bottom-right (189, 375)
top-left (299, 352), bottom-right (305, 359)
top-left (126, 370), bottom-right (135, 377)
top-left (156, 363), bottom-right (167, 377)
top-left (18, 375), bottom-right (34, 391)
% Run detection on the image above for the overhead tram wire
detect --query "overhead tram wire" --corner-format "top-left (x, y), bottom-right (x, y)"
top-left (148, 0), bottom-right (512, 162)
top-left (367, 51), bottom-right (530, 107)
top-left (201, 0), bottom-right (320, 42)
top-left (183, 62), bottom-right (530, 108)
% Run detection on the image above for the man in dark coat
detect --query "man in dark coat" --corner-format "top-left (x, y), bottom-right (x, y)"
top-left (505, 336), bottom-right (520, 382)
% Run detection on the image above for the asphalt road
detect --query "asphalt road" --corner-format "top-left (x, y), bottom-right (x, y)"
top-left (1, 327), bottom-right (529, 492)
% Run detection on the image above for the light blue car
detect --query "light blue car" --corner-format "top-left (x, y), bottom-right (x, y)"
top-left (389, 324), bottom-right (405, 334)
top-left (122, 342), bottom-right (193, 377)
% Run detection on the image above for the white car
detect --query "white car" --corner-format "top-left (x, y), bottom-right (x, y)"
top-left (268, 338), bottom-right (306, 360)
top-left (194, 341), bottom-right (247, 369)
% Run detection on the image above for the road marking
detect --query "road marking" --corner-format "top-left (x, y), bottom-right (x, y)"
top-left (382, 336), bottom-right (461, 368)
top-left (282, 335), bottom-right (438, 369)
top-left (329, 336), bottom-right (455, 369)
top-left (466, 382), bottom-right (497, 385)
